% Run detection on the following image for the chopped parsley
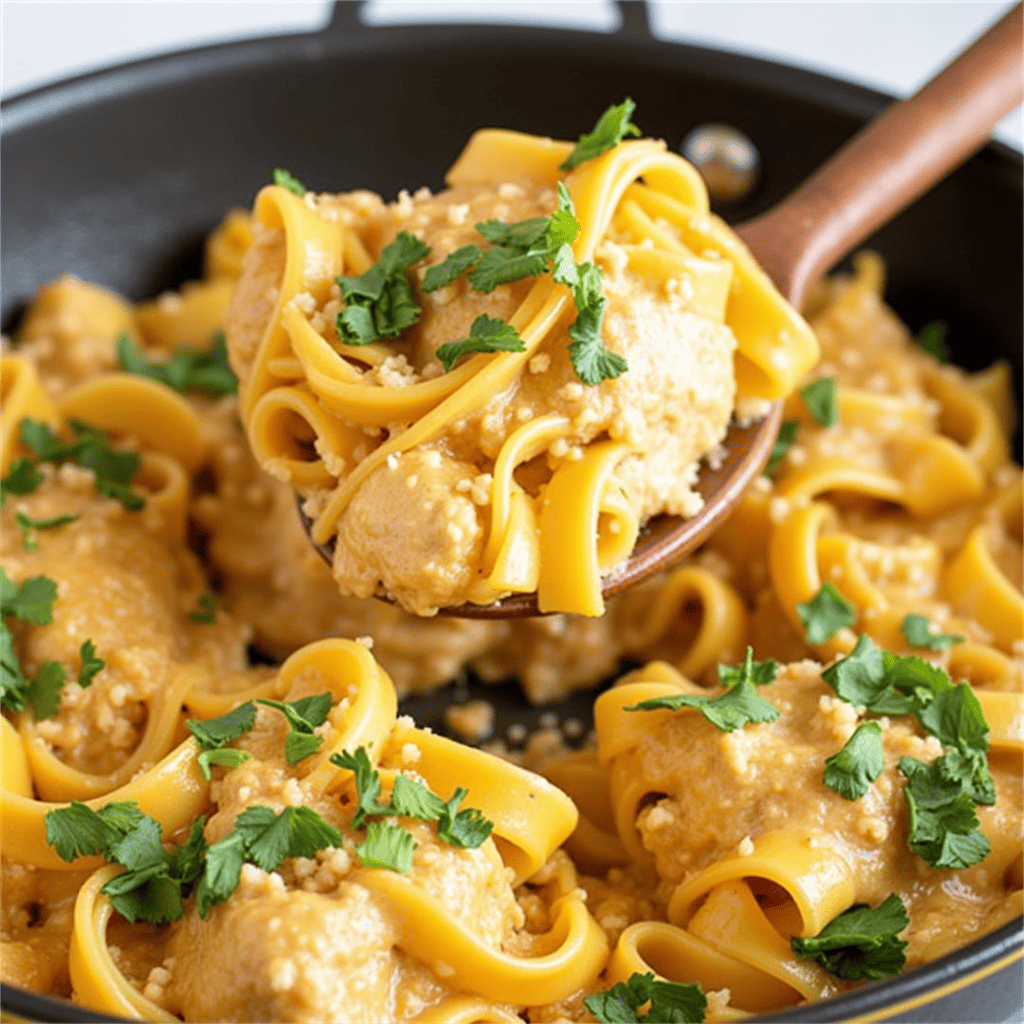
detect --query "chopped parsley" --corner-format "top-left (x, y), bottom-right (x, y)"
top-left (800, 376), bottom-right (840, 427)
top-left (421, 244), bottom-right (484, 293)
top-left (796, 581), bottom-right (856, 644)
top-left (272, 168), bottom-right (308, 196)
top-left (559, 98), bottom-right (643, 172)
top-left (45, 799), bottom-right (342, 923)
top-left (764, 418), bottom-right (799, 475)
top-left (1, 568), bottom-right (66, 719)
top-left (584, 971), bottom-right (706, 1024)
top-left (185, 702), bottom-right (257, 780)
top-left (188, 593), bottom-right (217, 624)
top-left (15, 510), bottom-right (79, 552)
top-left (77, 639), bottom-right (104, 688)
top-left (16, 418), bottom-right (145, 511)
top-left (823, 721), bottom-right (885, 800)
top-left (913, 321), bottom-right (949, 363)
top-left (558, 257), bottom-right (627, 385)
top-left (330, 746), bottom-right (494, 871)
top-left (335, 231), bottom-right (430, 344)
top-left (435, 314), bottom-right (526, 371)
top-left (255, 693), bottom-right (333, 765)
top-left (0, 458), bottom-right (44, 505)
top-left (626, 647), bottom-right (780, 732)
top-left (900, 612), bottom-right (964, 652)
top-left (117, 333), bottom-right (238, 397)
top-left (821, 634), bottom-right (995, 868)
top-left (792, 894), bottom-right (909, 980)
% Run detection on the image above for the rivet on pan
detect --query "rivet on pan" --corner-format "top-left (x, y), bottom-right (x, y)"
top-left (680, 124), bottom-right (760, 203)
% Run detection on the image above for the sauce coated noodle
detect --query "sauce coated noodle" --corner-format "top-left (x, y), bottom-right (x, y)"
top-left (0, 133), bottom-right (1021, 1023)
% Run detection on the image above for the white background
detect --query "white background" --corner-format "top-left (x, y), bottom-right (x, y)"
top-left (2, 0), bottom-right (1021, 151)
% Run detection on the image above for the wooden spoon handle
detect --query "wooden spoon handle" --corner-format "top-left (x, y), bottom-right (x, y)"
top-left (738, 2), bottom-right (1023, 309)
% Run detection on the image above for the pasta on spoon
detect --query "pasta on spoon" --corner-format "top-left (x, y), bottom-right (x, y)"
top-left (227, 102), bottom-right (818, 617)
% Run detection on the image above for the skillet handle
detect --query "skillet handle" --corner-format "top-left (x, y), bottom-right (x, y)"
top-left (324, 1), bottom-right (654, 38)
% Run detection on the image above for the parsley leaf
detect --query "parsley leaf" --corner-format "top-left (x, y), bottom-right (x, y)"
top-left (1, 569), bottom-right (58, 626)
top-left (46, 801), bottom-right (145, 862)
top-left (764, 418), bottom-right (799, 476)
top-left (186, 702), bottom-right (257, 780)
top-left (913, 321), bottom-right (949, 363)
top-left (17, 418), bottom-right (145, 511)
top-left (336, 231), bottom-right (430, 344)
top-left (627, 647), bottom-right (780, 732)
top-left (197, 805), bottom-right (342, 917)
top-left (117, 333), bottom-right (238, 397)
top-left (584, 971), bottom-right (706, 1024)
top-left (823, 721), bottom-right (885, 800)
top-left (435, 314), bottom-right (526, 371)
top-left (0, 458), bottom-right (44, 505)
top-left (800, 376), bottom-right (840, 427)
top-left (25, 661), bottom-right (67, 720)
top-left (792, 894), bottom-right (909, 980)
top-left (357, 821), bottom-right (417, 873)
top-left (189, 593), bottom-right (217, 624)
top-left (560, 98), bottom-right (643, 172)
top-left (330, 748), bottom-right (392, 827)
top-left (256, 693), bottom-right (332, 765)
top-left (15, 510), bottom-right (79, 552)
top-left (898, 756), bottom-right (991, 869)
top-left (900, 613), bottom-right (964, 652)
top-left (796, 581), bottom-right (856, 644)
top-left (387, 774), bottom-right (446, 821)
top-left (564, 259), bottom-right (627, 385)
top-left (273, 168), bottom-right (308, 196)
top-left (436, 787), bottom-right (494, 848)
top-left (421, 244), bottom-right (483, 292)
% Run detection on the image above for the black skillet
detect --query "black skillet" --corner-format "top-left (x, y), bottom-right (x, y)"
top-left (1, 3), bottom-right (1021, 1022)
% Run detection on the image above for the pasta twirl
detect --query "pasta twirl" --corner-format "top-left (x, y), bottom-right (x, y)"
top-left (226, 120), bottom-right (818, 616)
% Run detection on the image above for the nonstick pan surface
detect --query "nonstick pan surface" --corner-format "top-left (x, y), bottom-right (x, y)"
top-left (1, 3), bottom-right (1021, 1022)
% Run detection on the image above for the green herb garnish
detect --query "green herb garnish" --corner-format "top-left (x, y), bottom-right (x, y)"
top-left (421, 244), bottom-right (484, 293)
top-left (189, 593), bottom-right (217, 624)
top-left (117, 333), bottom-right (238, 396)
top-left (77, 639), bottom-right (104, 689)
top-left (356, 821), bottom-right (418, 873)
top-left (900, 613), bottom-right (964, 652)
top-left (1, 568), bottom-right (65, 718)
top-left (584, 971), bottom-right (706, 1024)
top-left (560, 98), bottom-right (643, 172)
top-left (823, 721), bottom-right (885, 800)
top-left (797, 581), bottom-right (856, 644)
top-left (15, 510), bottom-right (79, 552)
top-left (626, 647), bottom-right (780, 732)
top-left (335, 231), bottom-right (430, 344)
top-left (273, 168), bottom-right (308, 196)
top-left (256, 693), bottom-right (333, 765)
top-left (800, 376), bottom-right (840, 427)
top-left (434, 314), bottom-right (526, 371)
top-left (186, 702), bottom-right (257, 780)
top-left (913, 321), bottom-right (949, 363)
top-left (764, 418), bottom-right (799, 475)
top-left (0, 458), bottom-right (45, 505)
top-left (792, 894), bottom-right (909, 980)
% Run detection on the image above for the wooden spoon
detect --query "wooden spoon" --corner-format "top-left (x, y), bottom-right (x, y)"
top-left (308, 3), bottom-right (1022, 618)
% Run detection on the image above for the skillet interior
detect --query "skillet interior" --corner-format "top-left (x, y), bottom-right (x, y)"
top-left (1, 4), bottom-right (1022, 1022)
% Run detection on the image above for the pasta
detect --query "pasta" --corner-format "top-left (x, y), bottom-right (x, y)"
top-left (227, 121), bottom-right (818, 616)
top-left (1, 115), bottom-right (1021, 1023)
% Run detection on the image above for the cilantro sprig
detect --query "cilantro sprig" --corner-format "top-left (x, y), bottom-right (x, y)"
top-left (560, 98), bottom-right (643, 172)
top-left (823, 721), bottom-right (885, 800)
top-left (584, 971), bottom-right (706, 1024)
top-left (0, 458), bottom-right (45, 505)
top-left (273, 168), bottom-right (308, 196)
top-left (900, 613), bottom-right (964, 652)
top-left (255, 693), bottom-right (333, 765)
top-left (821, 634), bottom-right (995, 868)
top-left (764, 418), bottom-right (799, 476)
top-left (800, 376), bottom-right (840, 427)
top-left (792, 894), bottom-right (909, 980)
top-left (336, 231), bottom-right (430, 344)
top-left (1, 568), bottom-right (65, 719)
top-left (913, 321), bottom-right (949, 363)
top-left (117, 333), bottom-right (238, 397)
top-left (626, 647), bottom-right (780, 732)
top-left (797, 581), bottom-right (857, 645)
top-left (78, 639), bottom-right (104, 688)
top-left (45, 799), bottom-right (342, 924)
top-left (14, 418), bottom-right (145, 511)
top-left (330, 747), bottom-right (494, 872)
top-left (15, 510), bottom-right (79, 552)
top-left (434, 314), bottom-right (526, 371)
top-left (188, 593), bottom-right (217, 624)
